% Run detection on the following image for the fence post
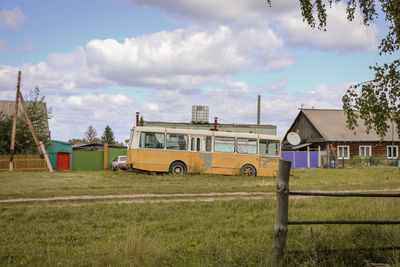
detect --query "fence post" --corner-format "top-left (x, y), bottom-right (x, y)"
top-left (273, 159), bottom-right (291, 266)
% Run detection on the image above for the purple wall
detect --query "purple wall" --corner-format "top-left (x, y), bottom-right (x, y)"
top-left (281, 151), bottom-right (319, 168)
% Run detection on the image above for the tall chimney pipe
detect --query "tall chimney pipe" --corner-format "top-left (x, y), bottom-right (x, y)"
top-left (136, 112), bottom-right (139, 126)
top-left (257, 95), bottom-right (261, 125)
top-left (213, 117), bottom-right (218, 131)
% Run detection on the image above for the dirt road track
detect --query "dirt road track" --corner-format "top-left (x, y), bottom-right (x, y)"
top-left (1, 188), bottom-right (399, 207)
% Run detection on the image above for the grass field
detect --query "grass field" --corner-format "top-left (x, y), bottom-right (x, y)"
top-left (0, 167), bottom-right (399, 266)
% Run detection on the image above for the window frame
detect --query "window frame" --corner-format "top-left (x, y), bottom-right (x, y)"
top-left (139, 132), bottom-right (165, 149)
top-left (214, 136), bottom-right (235, 154)
top-left (337, 145), bottom-right (350, 159)
top-left (359, 145), bottom-right (372, 158)
top-left (166, 133), bottom-right (189, 151)
top-left (387, 145), bottom-right (398, 159)
top-left (259, 139), bottom-right (280, 156)
top-left (236, 138), bottom-right (258, 155)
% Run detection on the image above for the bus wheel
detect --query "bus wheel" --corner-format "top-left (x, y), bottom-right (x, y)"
top-left (169, 161), bottom-right (186, 175)
top-left (240, 164), bottom-right (256, 176)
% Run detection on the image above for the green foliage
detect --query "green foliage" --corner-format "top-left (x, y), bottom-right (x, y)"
top-left (67, 138), bottom-right (86, 145)
top-left (101, 125), bottom-right (116, 144)
top-left (0, 112), bottom-right (12, 154)
top-left (0, 88), bottom-right (51, 154)
top-left (269, 0), bottom-right (400, 137)
top-left (139, 116), bottom-right (144, 126)
top-left (84, 125), bottom-right (99, 143)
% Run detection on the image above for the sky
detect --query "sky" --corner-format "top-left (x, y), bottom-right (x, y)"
top-left (0, 0), bottom-right (395, 142)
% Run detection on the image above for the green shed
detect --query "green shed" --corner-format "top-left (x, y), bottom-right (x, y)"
top-left (46, 140), bottom-right (73, 170)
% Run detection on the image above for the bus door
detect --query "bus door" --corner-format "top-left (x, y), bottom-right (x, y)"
top-left (189, 136), bottom-right (212, 173)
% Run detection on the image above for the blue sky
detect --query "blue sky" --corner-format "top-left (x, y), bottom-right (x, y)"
top-left (0, 0), bottom-right (395, 141)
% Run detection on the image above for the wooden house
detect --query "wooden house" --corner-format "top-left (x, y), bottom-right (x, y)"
top-left (282, 109), bottom-right (399, 166)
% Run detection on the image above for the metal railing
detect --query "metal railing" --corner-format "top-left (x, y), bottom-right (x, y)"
top-left (272, 160), bottom-right (400, 266)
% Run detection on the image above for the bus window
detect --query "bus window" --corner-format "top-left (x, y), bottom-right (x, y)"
top-left (196, 138), bottom-right (200, 151)
top-left (190, 137), bottom-right (195, 151)
top-left (259, 139), bottom-right (280, 156)
top-left (237, 138), bottom-right (257, 154)
top-left (206, 136), bottom-right (212, 152)
top-left (140, 132), bottom-right (165, 149)
top-left (214, 136), bottom-right (235, 153)
top-left (167, 133), bottom-right (188, 150)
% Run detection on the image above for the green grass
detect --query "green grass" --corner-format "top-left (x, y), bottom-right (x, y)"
top-left (0, 167), bottom-right (399, 266)
top-left (0, 167), bottom-right (399, 199)
top-left (0, 170), bottom-right (276, 199)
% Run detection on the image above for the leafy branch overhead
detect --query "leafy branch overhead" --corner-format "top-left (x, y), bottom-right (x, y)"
top-left (269, 0), bottom-right (400, 137)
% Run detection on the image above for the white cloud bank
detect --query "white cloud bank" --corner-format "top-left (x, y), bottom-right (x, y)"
top-left (0, 26), bottom-right (292, 95)
top-left (45, 81), bottom-right (350, 141)
top-left (129, 0), bottom-right (378, 53)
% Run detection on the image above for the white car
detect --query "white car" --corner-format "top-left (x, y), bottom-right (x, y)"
top-left (112, 156), bottom-right (127, 171)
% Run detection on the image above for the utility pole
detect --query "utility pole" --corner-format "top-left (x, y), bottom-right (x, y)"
top-left (9, 71), bottom-right (21, 171)
top-left (257, 95), bottom-right (261, 125)
top-left (18, 90), bottom-right (44, 159)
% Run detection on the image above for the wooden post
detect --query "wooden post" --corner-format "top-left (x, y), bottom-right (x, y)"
top-left (318, 145), bottom-right (321, 167)
top-left (104, 143), bottom-right (108, 169)
top-left (18, 91), bottom-right (44, 158)
top-left (9, 71), bottom-right (21, 171)
top-left (273, 159), bottom-right (291, 267)
top-left (39, 141), bottom-right (53, 172)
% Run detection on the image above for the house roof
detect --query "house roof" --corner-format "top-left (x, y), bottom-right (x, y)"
top-left (72, 142), bottom-right (126, 151)
top-left (300, 109), bottom-right (399, 142)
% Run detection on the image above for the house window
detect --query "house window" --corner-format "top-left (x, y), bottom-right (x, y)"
top-left (337, 146), bottom-right (349, 159)
top-left (359, 146), bottom-right (371, 158)
top-left (387, 146), bottom-right (398, 159)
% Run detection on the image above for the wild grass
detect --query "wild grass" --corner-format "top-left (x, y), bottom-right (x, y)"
top-left (0, 170), bottom-right (276, 199)
top-left (0, 167), bottom-right (399, 199)
top-left (0, 167), bottom-right (399, 266)
top-left (1, 197), bottom-right (399, 266)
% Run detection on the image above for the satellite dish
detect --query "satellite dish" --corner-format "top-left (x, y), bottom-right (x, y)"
top-left (287, 132), bottom-right (301, 146)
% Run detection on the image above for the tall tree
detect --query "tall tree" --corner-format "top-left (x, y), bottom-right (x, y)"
top-left (101, 125), bottom-right (116, 144)
top-left (84, 125), bottom-right (99, 143)
top-left (268, 0), bottom-right (400, 137)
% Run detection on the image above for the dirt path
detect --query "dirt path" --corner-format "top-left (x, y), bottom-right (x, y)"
top-left (1, 188), bottom-right (400, 207)
top-left (0, 191), bottom-right (272, 203)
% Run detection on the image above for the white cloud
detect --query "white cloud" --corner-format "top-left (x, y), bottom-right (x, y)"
top-left (129, 0), bottom-right (297, 28)
top-left (18, 77), bottom-right (351, 142)
top-left (129, 0), bottom-right (379, 54)
top-left (0, 7), bottom-right (27, 30)
top-left (0, 26), bottom-right (292, 96)
top-left (48, 93), bottom-right (136, 142)
top-left (280, 3), bottom-right (378, 53)
top-left (85, 26), bottom-right (292, 88)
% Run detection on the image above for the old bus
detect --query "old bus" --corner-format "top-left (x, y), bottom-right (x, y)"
top-left (126, 126), bottom-right (281, 176)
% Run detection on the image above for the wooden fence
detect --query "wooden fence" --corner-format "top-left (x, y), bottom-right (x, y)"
top-left (272, 159), bottom-right (400, 266)
top-left (0, 154), bottom-right (47, 171)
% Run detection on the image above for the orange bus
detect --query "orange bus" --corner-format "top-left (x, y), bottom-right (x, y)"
top-left (126, 126), bottom-right (281, 176)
